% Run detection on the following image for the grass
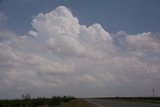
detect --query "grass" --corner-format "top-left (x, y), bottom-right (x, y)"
top-left (0, 96), bottom-right (93, 107)
top-left (0, 96), bottom-right (75, 107)
top-left (56, 99), bottom-right (94, 107)
top-left (1, 96), bottom-right (159, 107)
top-left (119, 97), bottom-right (160, 104)
top-left (94, 97), bottom-right (160, 104)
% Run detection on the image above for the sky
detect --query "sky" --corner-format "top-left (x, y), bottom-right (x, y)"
top-left (0, 0), bottom-right (160, 99)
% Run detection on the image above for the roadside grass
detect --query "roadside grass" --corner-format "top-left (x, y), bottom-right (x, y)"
top-left (94, 97), bottom-right (160, 104)
top-left (122, 97), bottom-right (160, 104)
top-left (0, 96), bottom-right (75, 107)
top-left (0, 97), bottom-right (94, 107)
top-left (56, 99), bottom-right (93, 107)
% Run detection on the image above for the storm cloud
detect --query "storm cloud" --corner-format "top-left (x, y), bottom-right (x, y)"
top-left (0, 6), bottom-right (160, 98)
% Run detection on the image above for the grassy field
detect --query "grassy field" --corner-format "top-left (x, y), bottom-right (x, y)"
top-left (55, 99), bottom-right (94, 107)
top-left (1, 96), bottom-right (159, 107)
top-left (0, 96), bottom-right (93, 107)
top-left (94, 97), bottom-right (160, 104)
top-left (0, 96), bottom-right (75, 107)
top-left (119, 97), bottom-right (160, 104)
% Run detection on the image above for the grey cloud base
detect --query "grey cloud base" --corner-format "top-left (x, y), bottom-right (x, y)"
top-left (0, 6), bottom-right (160, 98)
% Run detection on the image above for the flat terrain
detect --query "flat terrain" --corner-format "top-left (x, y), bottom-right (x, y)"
top-left (55, 99), bottom-right (94, 107)
top-left (86, 99), bottom-right (160, 107)
top-left (1, 97), bottom-right (160, 107)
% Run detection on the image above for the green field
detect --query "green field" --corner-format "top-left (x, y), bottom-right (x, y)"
top-left (0, 96), bottom-right (94, 107)
top-left (93, 97), bottom-right (160, 104)
top-left (119, 97), bottom-right (160, 104)
top-left (1, 96), bottom-right (160, 107)
top-left (55, 99), bottom-right (93, 107)
top-left (0, 96), bottom-right (75, 107)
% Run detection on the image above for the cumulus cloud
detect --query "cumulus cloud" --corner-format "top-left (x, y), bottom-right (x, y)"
top-left (126, 32), bottom-right (160, 54)
top-left (0, 6), bottom-right (160, 98)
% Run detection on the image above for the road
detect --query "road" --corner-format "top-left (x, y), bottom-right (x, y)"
top-left (86, 99), bottom-right (160, 107)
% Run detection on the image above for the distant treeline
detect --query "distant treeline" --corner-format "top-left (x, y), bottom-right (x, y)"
top-left (0, 95), bottom-right (75, 107)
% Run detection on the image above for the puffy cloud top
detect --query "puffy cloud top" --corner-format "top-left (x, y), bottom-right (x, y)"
top-left (126, 32), bottom-right (160, 53)
top-left (31, 6), bottom-right (79, 37)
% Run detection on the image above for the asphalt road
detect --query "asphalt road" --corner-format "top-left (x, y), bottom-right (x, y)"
top-left (86, 99), bottom-right (160, 107)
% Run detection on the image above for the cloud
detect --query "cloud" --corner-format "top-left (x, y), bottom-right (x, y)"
top-left (0, 6), bottom-right (160, 98)
top-left (126, 32), bottom-right (160, 54)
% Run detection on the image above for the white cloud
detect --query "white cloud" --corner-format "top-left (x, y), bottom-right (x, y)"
top-left (31, 6), bottom-right (79, 37)
top-left (28, 30), bottom-right (38, 38)
top-left (126, 32), bottom-right (160, 54)
top-left (0, 6), bottom-right (160, 98)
